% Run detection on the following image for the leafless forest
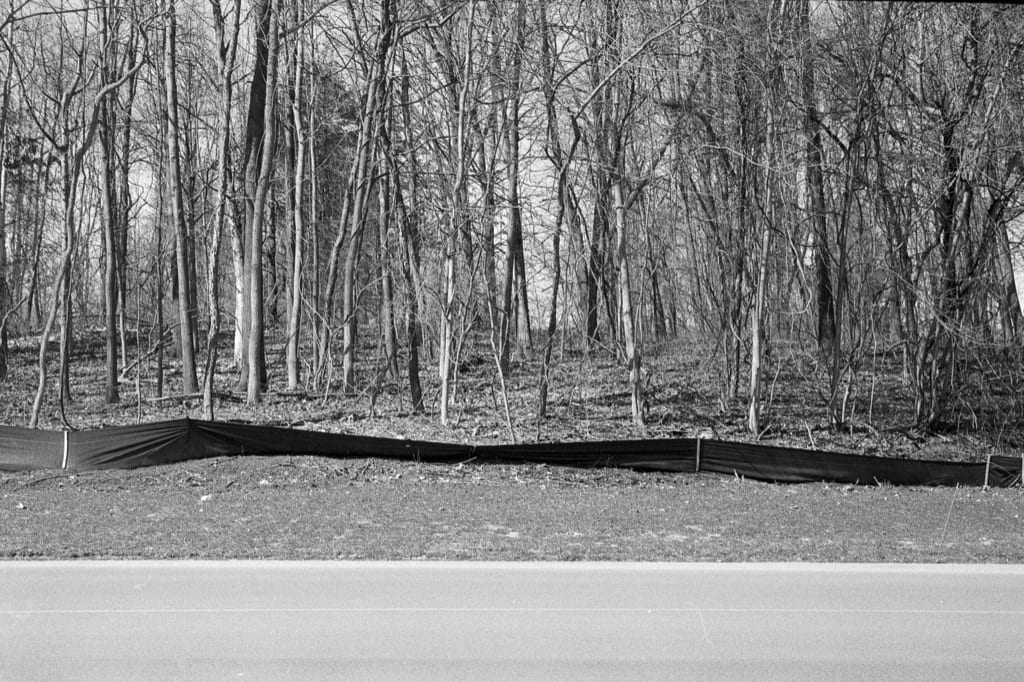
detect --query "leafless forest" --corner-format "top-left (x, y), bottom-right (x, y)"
top-left (1, 1), bottom-right (1023, 444)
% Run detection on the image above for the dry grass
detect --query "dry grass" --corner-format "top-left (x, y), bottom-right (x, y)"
top-left (3, 455), bottom-right (1024, 561)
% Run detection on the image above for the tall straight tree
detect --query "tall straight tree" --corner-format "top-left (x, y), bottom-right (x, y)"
top-left (499, 0), bottom-right (531, 362)
top-left (114, 31), bottom-right (137, 376)
top-left (245, 0), bottom-right (281, 404)
top-left (537, 1), bottom-right (583, 417)
top-left (798, 0), bottom-right (834, 357)
top-left (163, 0), bottom-right (199, 395)
top-left (747, 0), bottom-right (783, 435)
top-left (340, 0), bottom-right (395, 394)
top-left (382, 49), bottom-right (425, 411)
top-left (376, 122), bottom-right (400, 384)
top-left (236, 0), bottom-right (274, 396)
top-left (0, 11), bottom-right (13, 381)
top-left (440, 1), bottom-right (476, 425)
top-left (98, 1), bottom-right (135, 404)
top-left (599, 0), bottom-right (644, 424)
top-left (284, 0), bottom-right (306, 391)
top-left (203, 0), bottom-right (242, 417)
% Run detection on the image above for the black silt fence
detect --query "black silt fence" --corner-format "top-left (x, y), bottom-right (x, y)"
top-left (0, 418), bottom-right (1020, 488)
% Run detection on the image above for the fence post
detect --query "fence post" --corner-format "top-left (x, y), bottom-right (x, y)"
top-left (61, 431), bottom-right (69, 470)
top-left (695, 437), bottom-right (702, 474)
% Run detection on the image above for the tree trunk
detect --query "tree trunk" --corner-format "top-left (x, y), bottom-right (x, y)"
top-left (29, 241), bottom-right (71, 427)
top-left (393, 52), bottom-right (424, 412)
top-left (748, 209), bottom-right (771, 435)
top-left (378, 163), bottom-right (399, 383)
top-left (308, 45), bottom-right (322, 382)
top-left (798, 0), bottom-right (834, 357)
top-left (285, 9), bottom-right (304, 391)
top-left (502, 0), bottom-right (531, 359)
top-left (204, 0), bottom-right (242, 417)
top-left (827, 134), bottom-right (859, 429)
top-left (236, 0), bottom-right (274, 393)
top-left (98, 4), bottom-right (120, 403)
top-left (164, 0), bottom-right (199, 394)
top-left (340, 0), bottom-right (394, 394)
top-left (537, 3), bottom-right (568, 418)
top-left (915, 121), bottom-right (963, 429)
top-left (0, 36), bottom-right (10, 382)
top-left (481, 16), bottom-right (505, 376)
top-left (440, 1), bottom-right (476, 425)
top-left (246, 0), bottom-right (281, 404)
top-left (58, 199), bottom-right (73, 407)
top-left (585, 190), bottom-right (607, 347)
top-left (31, 155), bottom-right (80, 427)
top-left (0, 162), bottom-right (7, 382)
top-left (340, 214), bottom-right (366, 394)
top-left (993, 208), bottom-right (1024, 342)
top-left (748, 67), bottom-right (775, 436)
top-left (99, 97), bottom-right (119, 403)
top-left (116, 70), bottom-right (135, 374)
top-left (613, 177), bottom-right (643, 425)
top-left (265, 203), bottom-right (278, 326)
top-left (477, 133), bottom-right (504, 376)
top-left (231, 221), bottom-right (246, 369)
top-left (646, 229), bottom-right (667, 340)
top-left (154, 139), bottom-right (167, 400)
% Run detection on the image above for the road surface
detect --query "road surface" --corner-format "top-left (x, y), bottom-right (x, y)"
top-left (2, 561), bottom-right (1023, 680)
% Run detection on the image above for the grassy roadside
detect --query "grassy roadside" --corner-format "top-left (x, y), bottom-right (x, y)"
top-left (3, 456), bottom-right (1022, 562)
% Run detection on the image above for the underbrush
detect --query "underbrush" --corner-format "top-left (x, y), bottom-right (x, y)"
top-left (3, 327), bottom-right (1022, 465)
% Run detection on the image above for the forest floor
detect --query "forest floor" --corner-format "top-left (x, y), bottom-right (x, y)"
top-left (2, 329), bottom-right (1023, 561)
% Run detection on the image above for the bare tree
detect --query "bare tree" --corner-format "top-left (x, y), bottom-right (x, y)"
top-left (234, 0), bottom-right (275, 397)
top-left (440, 0), bottom-right (475, 425)
top-left (24, 4), bottom-right (146, 426)
top-left (203, 0), bottom-right (242, 417)
top-left (385, 48), bottom-right (424, 411)
top-left (498, 0), bottom-right (531, 363)
top-left (98, 2), bottom-right (141, 404)
top-left (163, 0), bottom-right (198, 395)
top-left (0, 10), bottom-right (14, 381)
top-left (245, 0), bottom-right (281, 404)
top-left (284, 0), bottom-right (305, 391)
top-left (798, 0), bottom-right (834, 357)
top-left (536, 1), bottom-right (582, 417)
top-left (316, 0), bottom-right (396, 395)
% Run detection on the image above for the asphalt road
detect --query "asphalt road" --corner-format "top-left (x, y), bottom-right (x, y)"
top-left (2, 561), bottom-right (1023, 680)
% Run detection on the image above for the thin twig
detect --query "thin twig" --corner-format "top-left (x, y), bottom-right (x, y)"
top-left (16, 472), bottom-right (94, 489)
top-left (485, 297), bottom-right (517, 445)
top-left (940, 483), bottom-right (958, 542)
top-left (804, 421), bottom-right (817, 449)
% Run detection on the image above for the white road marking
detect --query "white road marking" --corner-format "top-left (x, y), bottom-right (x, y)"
top-left (5, 606), bottom-right (1024, 615)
